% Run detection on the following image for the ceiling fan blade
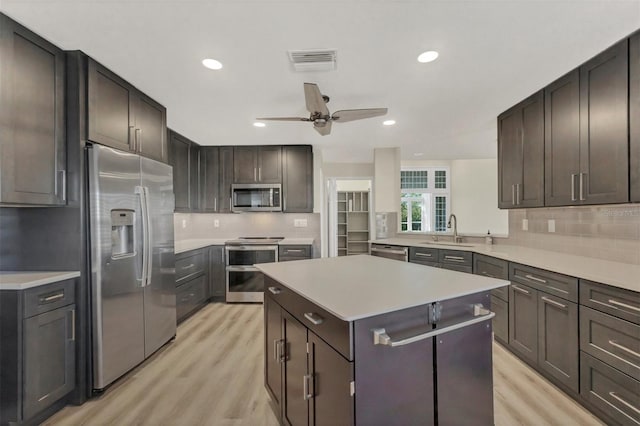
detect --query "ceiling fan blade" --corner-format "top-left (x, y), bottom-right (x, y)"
top-left (313, 120), bottom-right (332, 136)
top-left (304, 83), bottom-right (330, 116)
top-left (332, 108), bottom-right (388, 123)
top-left (255, 117), bottom-right (311, 121)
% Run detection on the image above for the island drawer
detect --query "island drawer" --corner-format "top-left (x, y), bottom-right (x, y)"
top-left (265, 277), bottom-right (352, 360)
top-left (580, 279), bottom-right (640, 325)
top-left (580, 352), bottom-right (640, 426)
top-left (278, 245), bottom-right (312, 261)
top-left (24, 279), bottom-right (75, 318)
top-left (509, 263), bottom-right (577, 302)
top-left (439, 250), bottom-right (472, 268)
top-left (409, 247), bottom-right (439, 264)
top-left (580, 306), bottom-right (640, 380)
top-left (175, 249), bottom-right (206, 284)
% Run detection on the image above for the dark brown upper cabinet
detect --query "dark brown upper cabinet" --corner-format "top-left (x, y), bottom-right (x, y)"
top-left (578, 39), bottom-right (629, 205)
top-left (544, 70), bottom-right (581, 207)
top-left (218, 147), bottom-right (234, 213)
top-left (199, 147), bottom-right (220, 212)
top-left (168, 130), bottom-right (199, 212)
top-left (630, 32), bottom-right (640, 203)
top-left (498, 91), bottom-right (544, 209)
top-left (233, 146), bottom-right (282, 184)
top-left (282, 145), bottom-right (314, 213)
top-left (88, 59), bottom-right (167, 163)
top-left (545, 40), bottom-right (629, 207)
top-left (0, 14), bottom-right (66, 206)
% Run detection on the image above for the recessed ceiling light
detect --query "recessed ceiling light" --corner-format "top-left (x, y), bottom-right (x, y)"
top-left (202, 58), bottom-right (223, 70)
top-left (417, 51), bottom-right (439, 63)
top-left (414, 152), bottom-right (424, 157)
top-left (383, 120), bottom-right (396, 126)
top-left (253, 122), bottom-right (266, 128)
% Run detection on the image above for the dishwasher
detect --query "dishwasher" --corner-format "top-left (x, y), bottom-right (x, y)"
top-left (370, 243), bottom-right (408, 261)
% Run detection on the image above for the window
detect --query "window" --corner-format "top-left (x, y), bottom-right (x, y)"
top-left (400, 168), bottom-right (450, 233)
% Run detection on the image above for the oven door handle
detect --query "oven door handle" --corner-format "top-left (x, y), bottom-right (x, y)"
top-left (226, 266), bottom-right (260, 272)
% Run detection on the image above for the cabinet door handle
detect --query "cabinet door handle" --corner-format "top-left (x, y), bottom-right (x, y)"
top-left (608, 299), bottom-right (640, 313)
top-left (254, 168), bottom-right (257, 182)
top-left (512, 184), bottom-right (516, 205)
top-left (214, 197), bottom-right (217, 212)
top-left (609, 392), bottom-right (640, 415)
top-left (58, 170), bottom-right (67, 201)
top-left (136, 128), bottom-right (142, 152)
top-left (304, 312), bottom-right (324, 325)
top-left (516, 183), bottom-right (520, 205)
top-left (541, 296), bottom-right (567, 309)
top-left (609, 340), bottom-right (640, 360)
top-left (481, 271), bottom-right (495, 278)
top-left (579, 172), bottom-right (586, 201)
top-left (303, 374), bottom-right (313, 400)
top-left (512, 285), bottom-right (530, 295)
top-left (129, 126), bottom-right (136, 150)
top-left (273, 339), bottom-right (280, 361)
top-left (571, 174), bottom-right (577, 201)
top-left (268, 286), bottom-right (282, 295)
top-left (524, 274), bottom-right (547, 284)
top-left (258, 167), bottom-right (262, 181)
top-left (70, 308), bottom-right (76, 341)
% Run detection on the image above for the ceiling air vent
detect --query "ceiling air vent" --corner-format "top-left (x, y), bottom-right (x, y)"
top-left (288, 49), bottom-right (337, 72)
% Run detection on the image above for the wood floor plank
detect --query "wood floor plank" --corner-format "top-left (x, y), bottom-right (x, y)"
top-left (45, 303), bottom-right (603, 426)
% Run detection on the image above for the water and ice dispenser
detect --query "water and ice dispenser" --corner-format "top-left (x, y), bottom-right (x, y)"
top-left (111, 209), bottom-right (134, 258)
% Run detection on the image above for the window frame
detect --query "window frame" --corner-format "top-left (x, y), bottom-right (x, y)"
top-left (400, 167), bottom-right (451, 233)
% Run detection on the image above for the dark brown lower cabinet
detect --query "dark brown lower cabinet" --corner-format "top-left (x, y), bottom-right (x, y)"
top-left (509, 283), bottom-right (539, 364)
top-left (490, 295), bottom-right (509, 344)
top-left (537, 293), bottom-right (578, 392)
top-left (631, 31), bottom-right (640, 203)
top-left (265, 294), bottom-right (353, 426)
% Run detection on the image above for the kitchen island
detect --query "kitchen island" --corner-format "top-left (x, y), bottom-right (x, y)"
top-left (257, 255), bottom-right (510, 426)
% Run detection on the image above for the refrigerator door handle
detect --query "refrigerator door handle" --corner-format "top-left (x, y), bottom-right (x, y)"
top-left (143, 186), bottom-right (153, 287)
top-left (136, 186), bottom-right (149, 287)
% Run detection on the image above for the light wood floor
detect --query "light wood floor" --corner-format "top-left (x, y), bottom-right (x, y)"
top-left (46, 303), bottom-right (602, 426)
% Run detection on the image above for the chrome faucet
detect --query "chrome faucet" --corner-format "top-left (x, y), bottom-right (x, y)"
top-left (447, 214), bottom-right (463, 243)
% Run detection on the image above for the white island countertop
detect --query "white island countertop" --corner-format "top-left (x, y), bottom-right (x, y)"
top-left (371, 238), bottom-right (640, 293)
top-left (0, 271), bottom-right (80, 290)
top-left (256, 255), bottom-right (509, 321)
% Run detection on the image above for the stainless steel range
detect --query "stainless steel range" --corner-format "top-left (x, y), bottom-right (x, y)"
top-left (225, 237), bottom-right (283, 302)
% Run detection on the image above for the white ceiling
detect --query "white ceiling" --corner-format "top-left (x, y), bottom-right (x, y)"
top-left (2, 0), bottom-right (639, 162)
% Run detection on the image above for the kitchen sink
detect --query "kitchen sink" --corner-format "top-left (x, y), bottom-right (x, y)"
top-left (420, 241), bottom-right (475, 248)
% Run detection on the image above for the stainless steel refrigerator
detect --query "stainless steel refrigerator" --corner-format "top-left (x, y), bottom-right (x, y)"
top-left (88, 144), bottom-right (176, 391)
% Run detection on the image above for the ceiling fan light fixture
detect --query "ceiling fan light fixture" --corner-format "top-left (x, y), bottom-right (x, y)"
top-left (202, 58), bottom-right (223, 70)
top-left (253, 122), bottom-right (266, 128)
top-left (383, 120), bottom-right (396, 126)
top-left (417, 51), bottom-right (439, 63)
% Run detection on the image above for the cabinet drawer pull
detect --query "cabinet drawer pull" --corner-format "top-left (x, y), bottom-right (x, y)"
top-left (480, 271), bottom-right (495, 278)
top-left (415, 252), bottom-right (433, 258)
top-left (512, 285), bottom-right (530, 295)
top-left (286, 249), bottom-right (303, 253)
top-left (303, 374), bottom-right (313, 400)
top-left (268, 287), bottom-right (281, 295)
top-left (444, 255), bottom-right (465, 262)
top-left (304, 312), bottom-right (324, 325)
top-left (524, 274), bottom-right (547, 284)
top-left (609, 340), bottom-right (640, 360)
top-left (608, 299), bottom-right (640, 313)
top-left (41, 292), bottom-right (64, 303)
top-left (609, 392), bottom-right (640, 415)
top-left (541, 296), bottom-right (567, 309)
top-left (183, 263), bottom-right (195, 269)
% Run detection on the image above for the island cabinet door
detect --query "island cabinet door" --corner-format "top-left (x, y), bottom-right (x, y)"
top-left (282, 311), bottom-right (309, 426)
top-left (308, 331), bottom-right (354, 426)
top-left (265, 296), bottom-right (283, 413)
top-left (353, 305), bottom-right (435, 426)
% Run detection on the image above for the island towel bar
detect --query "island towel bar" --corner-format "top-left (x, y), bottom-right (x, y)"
top-left (372, 304), bottom-right (495, 347)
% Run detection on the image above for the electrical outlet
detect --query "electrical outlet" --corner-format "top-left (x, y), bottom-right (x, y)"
top-left (214, 220), bottom-right (220, 228)
top-left (548, 219), bottom-right (555, 233)
top-left (181, 219), bottom-right (187, 229)
top-left (294, 219), bottom-right (308, 227)
top-left (522, 219), bottom-right (528, 231)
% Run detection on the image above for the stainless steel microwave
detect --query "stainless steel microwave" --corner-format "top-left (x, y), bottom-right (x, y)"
top-left (231, 184), bottom-right (282, 212)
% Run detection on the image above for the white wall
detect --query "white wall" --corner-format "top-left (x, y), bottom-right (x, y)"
top-left (450, 159), bottom-right (508, 236)
top-left (336, 179), bottom-right (371, 191)
top-left (374, 148), bottom-right (400, 213)
top-left (322, 162), bottom-right (374, 178)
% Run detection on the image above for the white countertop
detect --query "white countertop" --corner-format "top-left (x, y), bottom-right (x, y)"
top-left (175, 237), bottom-right (315, 254)
top-left (371, 238), bottom-right (640, 293)
top-left (0, 271), bottom-right (81, 290)
top-left (256, 255), bottom-right (509, 321)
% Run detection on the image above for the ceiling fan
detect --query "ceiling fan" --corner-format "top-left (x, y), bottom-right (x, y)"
top-left (256, 83), bottom-right (388, 136)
